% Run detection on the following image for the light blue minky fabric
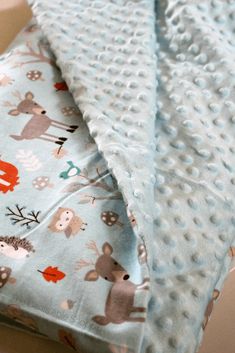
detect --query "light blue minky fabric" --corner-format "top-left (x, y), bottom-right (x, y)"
top-left (1, 0), bottom-right (235, 352)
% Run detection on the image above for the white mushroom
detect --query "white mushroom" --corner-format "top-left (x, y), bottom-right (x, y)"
top-left (26, 70), bottom-right (44, 81)
top-left (32, 176), bottom-right (53, 190)
top-left (61, 106), bottom-right (78, 116)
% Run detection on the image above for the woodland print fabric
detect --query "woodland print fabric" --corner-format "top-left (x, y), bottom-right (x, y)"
top-left (0, 17), bottom-right (148, 353)
top-left (1, 1), bottom-right (235, 353)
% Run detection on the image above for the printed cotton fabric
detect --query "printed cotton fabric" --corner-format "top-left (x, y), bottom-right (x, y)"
top-left (1, 1), bottom-right (235, 353)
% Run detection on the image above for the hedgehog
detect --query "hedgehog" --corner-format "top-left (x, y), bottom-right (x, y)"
top-left (0, 236), bottom-right (35, 260)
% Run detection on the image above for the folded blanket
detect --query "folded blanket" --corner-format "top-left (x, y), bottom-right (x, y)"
top-left (1, 1), bottom-right (235, 353)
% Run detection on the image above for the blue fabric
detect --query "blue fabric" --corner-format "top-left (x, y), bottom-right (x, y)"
top-left (1, 1), bottom-right (235, 352)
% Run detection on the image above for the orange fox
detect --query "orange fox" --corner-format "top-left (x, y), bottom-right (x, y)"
top-left (0, 160), bottom-right (19, 193)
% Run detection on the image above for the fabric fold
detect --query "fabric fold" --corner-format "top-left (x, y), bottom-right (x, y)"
top-left (32, 0), bottom-right (157, 267)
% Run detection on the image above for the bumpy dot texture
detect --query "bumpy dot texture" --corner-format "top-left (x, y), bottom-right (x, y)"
top-left (30, 1), bottom-right (235, 353)
top-left (146, 1), bottom-right (235, 353)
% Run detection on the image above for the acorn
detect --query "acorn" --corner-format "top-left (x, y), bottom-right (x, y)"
top-left (60, 299), bottom-right (75, 310)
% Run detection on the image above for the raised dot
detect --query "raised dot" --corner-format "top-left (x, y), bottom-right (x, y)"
top-left (218, 87), bottom-right (230, 97)
top-left (184, 233), bottom-right (194, 241)
top-left (214, 179), bottom-right (224, 190)
top-left (174, 216), bottom-right (185, 226)
top-left (196, 149), bottom-right (211, 158)
top-left (179, 183), bottom-right (192, 193)
top-left (162, 235), bottom-right (175, 247)
top-left (191, 288), bottom-right (200, 298)
top-left (193, 217), bottom-right (203, 227)
top-left (156, 316), bottom-right (173, 330)
top-left (210, 214), bottom-right (221, 225)
top-left (191, 253), bottom-right (201, 264)
top-left (209, 103), bottom-right (220, 113)
top-left (191, 133), bottom-right (203, 145)
top-left (173, 256), bottom-right (183, 268)
top-left (167, 199), bottom-right (180, 209)
top-left (168, 337), bottom-right (178, 349)
top-left (158, 185), bottom-right (172, 196)
top-left (171, 140), bottom-right (185, 150)
top-left (186, 166), bottom-right (199, 177)
top-left (169, 291), bottom-right (179, 301)
top-left (205, 195), bottom-right (215, 206)
top-left (176, 275), bottom-right (187, 282)
top-left (155, 278), bottom-right (166, 286)
top-left (219, 234), bottom-right (226, 242)
top-left (207, 163), bottom-right (218, 173)
top-left (194, 77), bottom-right (206, 88)
top-left (182, 310), bottom-right (191, 319)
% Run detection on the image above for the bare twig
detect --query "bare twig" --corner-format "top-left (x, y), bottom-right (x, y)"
top-left (75, 259), bottom-right (94, 271)
top-left (5, 205), bottom-right (41, 228)
top-left (80, 193), bottom-right (122, 204)
top-left (13, 42), bottom-right (57, 69)
top-left (65, 170), bottom-right (117, 193)
top-left (12, 90), bottom-right (23, 101)
top-left (86, 241), bottom-right (100, 257)
top-left (3, 101), bottom-right (15, 108)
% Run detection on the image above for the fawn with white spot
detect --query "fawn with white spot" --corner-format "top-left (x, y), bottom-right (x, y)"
top-left (77, 241), bottom-right (149, 325)
top-left (4, 91), bottom-right (78, 146)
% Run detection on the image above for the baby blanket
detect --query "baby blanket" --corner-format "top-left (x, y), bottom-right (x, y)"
top-left (1, 1), bottom-right (235, 353)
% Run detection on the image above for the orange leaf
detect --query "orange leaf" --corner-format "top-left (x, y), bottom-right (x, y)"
top-left (58, 329), bottom-right (77, 350)
top-left (37, 266), bottom-right (66, 283)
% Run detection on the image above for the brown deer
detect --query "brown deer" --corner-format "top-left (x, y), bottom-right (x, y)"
top-left (76, 241), bottom-right (150, 325)
top-left (4, 91), bottom-right (78, 146)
